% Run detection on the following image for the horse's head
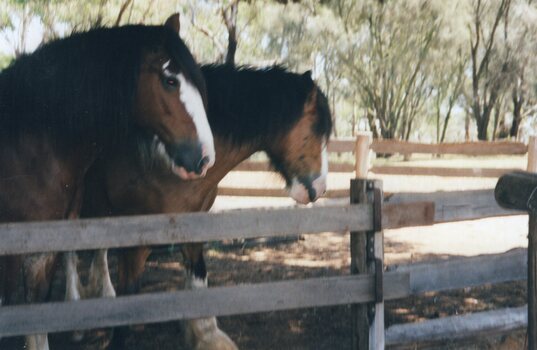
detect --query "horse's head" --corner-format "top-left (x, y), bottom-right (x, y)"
top-left (134, 14), bottom-right (214, 180)
top-left (266, 73), bottom-right (332, 204)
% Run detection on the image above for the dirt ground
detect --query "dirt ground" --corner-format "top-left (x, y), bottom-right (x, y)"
top-left (1, 156), bottom-right (531, 350)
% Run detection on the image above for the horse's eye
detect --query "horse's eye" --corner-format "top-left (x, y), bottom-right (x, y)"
top-left (166, 78), bottom-right (178, 87)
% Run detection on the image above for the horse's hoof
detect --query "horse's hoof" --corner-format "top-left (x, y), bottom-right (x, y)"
top-left (71, 331), bottom-right (84, 342)
top-left (130, 324), bottom-right (145, 332)
top-left (193, 330), bottom-right (239, 350)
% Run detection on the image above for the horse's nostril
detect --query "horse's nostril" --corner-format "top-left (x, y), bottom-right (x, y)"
top-left (307, 187), bottom-right (317, 202)
top-left (196, 156), bottom-right (210, 174)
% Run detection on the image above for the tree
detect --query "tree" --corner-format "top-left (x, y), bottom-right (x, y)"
top-left (506, 1), bottom-right (537, 138)
top-left (336, 0), bottom-right (440, 139)
top-left (468, 0), bottom-right (512, 140)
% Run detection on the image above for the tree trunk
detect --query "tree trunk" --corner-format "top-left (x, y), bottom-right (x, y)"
top-left (465, 113), bottom-right (471, 141)
top-left (477, 119), bottom-right (488, 141)
top-left (222, 1), bottom-right (238, 67)
top-left (511, 92), bottom-right (523, 139)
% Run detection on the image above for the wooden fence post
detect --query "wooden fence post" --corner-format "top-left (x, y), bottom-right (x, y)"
top-left (355, 133), bottom-right (372, 178)
top-left (495, 171), bottom-right (537, 349)
top-left (529, 213), bottom-right (537, 349)
top-left (527, 136), bottom-right (537, 348)
top-left (528, 138), bottom-right (537, 349)
top-left (351, 178), bottom-right (384, 350)
top-left (528, 136), bottom-right (537, 173)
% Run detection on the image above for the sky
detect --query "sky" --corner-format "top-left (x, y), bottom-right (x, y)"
top-left (0, 14), bottom-right (44, 56)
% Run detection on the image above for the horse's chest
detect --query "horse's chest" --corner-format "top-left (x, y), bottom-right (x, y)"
top-left (161, 183), bottom-right (215, 213)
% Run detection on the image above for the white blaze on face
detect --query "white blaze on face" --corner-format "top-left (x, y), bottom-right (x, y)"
top-left (162, 61), bottom-right (215, 170)
top-left (177, 73), bottom-right (215, 168)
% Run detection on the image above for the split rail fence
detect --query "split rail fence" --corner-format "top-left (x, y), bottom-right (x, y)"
top-left (0, 179), bottom-right (425, 349)
top-left (1, 135), bottom-right (536, 349)
top-left (219, 133), bottom-right (537, 347)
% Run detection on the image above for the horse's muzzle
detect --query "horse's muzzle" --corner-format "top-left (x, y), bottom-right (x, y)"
top-left (289, 174), bottom-right (327, 204)
top-left (167, 141), bottom-right (210, 179)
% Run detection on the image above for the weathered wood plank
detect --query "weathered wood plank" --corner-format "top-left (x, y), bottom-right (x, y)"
top-left (0, 205), bottom-right (372, 255)
top-left (383, 202), bottom-right (435, 229)
top-left (0, 272), bottom-right (410, 337)
top-left (371, 165), bottom-right (520, 178)
top-left (529, 214), bottom-right (537, 348)
top-left (386, 189), bottom-right (523, 223)
top-left (233, 161), bottom-right (271, 171)
top-left (355, 134), bottom-right (372, 177)
top-left (216, 187), bottom-right (349, 198)
top-left (528, 136), bottom-right (537, 172)
top-left (327, 138), bottom-right (356, 153)
top-left (371, 140), bottom-right (527, 156)
top-left (386, 306), bottom-right (527, 347)
top-left (325, 139), bottom-right (528, 156)
top-left (232, 160), bottom-right (355, 173)
top-left (328, 162), bottom-right (355, 173)
top-left (387, 248), bottom-right (527, 294)
top-left (350, 179), bottom-right (370, 350)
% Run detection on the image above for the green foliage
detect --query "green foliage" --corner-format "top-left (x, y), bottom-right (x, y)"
top-left (2, 0), bottom-right (537, 141)
top-left (0, 53), bottom-right (13, 69)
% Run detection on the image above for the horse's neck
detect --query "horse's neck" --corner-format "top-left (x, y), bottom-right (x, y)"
top-left (204, 137), bottom-right (261, 185)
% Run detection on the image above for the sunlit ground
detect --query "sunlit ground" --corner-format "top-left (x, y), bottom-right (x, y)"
top-left (215, 155), bottom-right (530, 264)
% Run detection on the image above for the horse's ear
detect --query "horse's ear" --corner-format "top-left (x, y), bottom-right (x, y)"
top-left (165, 13), bottom-right (181, 34)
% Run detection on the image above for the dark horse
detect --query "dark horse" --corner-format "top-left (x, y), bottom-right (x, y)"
top-left (78, 64), bottom-right (332, 349)
top-left (0, 15), bottom-right (214, 350)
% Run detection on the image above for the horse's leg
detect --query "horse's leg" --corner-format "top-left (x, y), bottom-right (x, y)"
top-left (117, 247), bottom-right (151, 295)
top-left (64, 249), bottom-right (115, 344)
top-left (64, 252), bottom-right (82, 302)
top-left (182, 243), bottom-right (238, 350)
top-left (23, 253), bottom-right (58, 350)
top-left (63, 251), bottom-right (86, 342)
top-left (109, 247), bottom-right (152, 349)
top-left (87, 249), bottom-right (116, 298)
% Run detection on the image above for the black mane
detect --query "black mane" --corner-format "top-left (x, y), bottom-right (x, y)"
top-left (201, 64), bottom-right (332, 144)
top-left (0, 24), bottom-right (205, 148)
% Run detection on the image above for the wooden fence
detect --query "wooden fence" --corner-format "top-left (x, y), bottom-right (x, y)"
top-left (0, 182), bottom-right (532, 348)
top-left (218, 134), bottom-right (536, 198)
top-left (0, 178), bottom-right (532, 348)
top-left (1, 135), bottom-right (535, 348)
top-left (0, 182), bottom-right (424, 342)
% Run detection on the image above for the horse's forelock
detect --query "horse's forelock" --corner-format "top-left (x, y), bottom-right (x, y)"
top-left (162, 28), bottom-right (208, 110)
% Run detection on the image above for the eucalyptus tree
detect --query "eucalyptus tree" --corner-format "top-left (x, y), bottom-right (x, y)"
top-left (333, 0), bottom-right (441, 139)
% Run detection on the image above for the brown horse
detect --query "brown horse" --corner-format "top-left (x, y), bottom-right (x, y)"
top-left (0, 14), bottom-right (214, 350)
top-left (79, 64), bottom-right (332, 349)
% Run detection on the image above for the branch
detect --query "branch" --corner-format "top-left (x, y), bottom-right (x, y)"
top-left (115, 0), bottom-right (133, 27)
top-left (476, 0), bottom-right (511, 80)
top-left (188, 1), bottom-right (226, 59)
top-left (139, 0), bottom-right (154, 24)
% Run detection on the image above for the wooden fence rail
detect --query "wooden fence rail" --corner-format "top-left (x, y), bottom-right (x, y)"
top-left (0, 272), bottom-right (410, 337)
top-left (0, 205), bottom-right (372, 255)
top-left (386, 306), bottom-right (528, 347)
top-left (0, 180), bottom-right (392, 350)
top-left (0, 202), bottom-right (439, 256)
top-left (327, 138), bottom-right (528, 156)
top-left (0, 169), bottom-right (533, 348)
